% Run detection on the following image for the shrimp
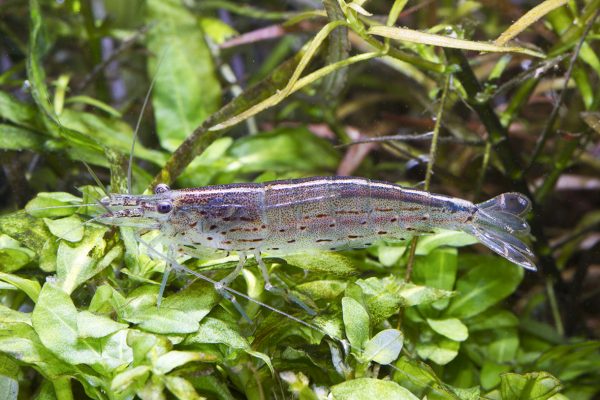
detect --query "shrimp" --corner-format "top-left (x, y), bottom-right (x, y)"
top-left (99, 175), bottom-right (536, 316)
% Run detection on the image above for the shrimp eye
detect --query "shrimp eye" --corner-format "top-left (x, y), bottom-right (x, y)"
top-left (154, 183), bottom-right (170, 194)
top-left (156, 201), bottom-right (172, 214)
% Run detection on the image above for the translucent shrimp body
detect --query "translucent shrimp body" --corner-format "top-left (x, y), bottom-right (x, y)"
top-left (100, 176), bottom-right (536, 271)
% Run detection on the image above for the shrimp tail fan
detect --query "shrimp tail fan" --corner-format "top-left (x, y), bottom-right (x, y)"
top-left (469, 193), bottom-right (537, 271)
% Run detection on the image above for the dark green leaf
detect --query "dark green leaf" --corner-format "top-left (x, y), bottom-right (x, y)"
top-left (500, 372), bottom-right (562, 400)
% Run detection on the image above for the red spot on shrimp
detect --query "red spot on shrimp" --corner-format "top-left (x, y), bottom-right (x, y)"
top-left (378, 231), bottom-right (388, 235)
top-left (300, 226), bottom-right (307, 230)
top-left (390, 217), bottom-right (398, 222)
top-left (316, 239), bottom-right (333, 243)
top-left (348, 235), bottom-right (362, 239)
top-left (189, 221), bottom-right (197, 228)
top-left (375, 208), bottom-right (393, 212)
top-left (287, 239), bottom-right (296, 243)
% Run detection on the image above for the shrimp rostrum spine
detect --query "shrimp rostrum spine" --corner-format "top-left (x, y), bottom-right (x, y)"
top-left (99, 176), bottom-right (536, 308)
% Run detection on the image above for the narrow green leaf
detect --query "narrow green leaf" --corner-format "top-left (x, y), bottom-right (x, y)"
top-left (362, 329), bottom-right (404, 365)
top-left (0, 272), bottom-right (41, 302)
top-left (495, 0), bottom-right (568, 45)
top-left (331, 378), bottom-right (419, 400)
top-left (415, 231), bottom-right (478, 255)
top-left (164, 376), bottom-right (204, 400)
top-left (342, 297), bottom-right (370, 349)
top-left (368, 26), bottom-right (545, 57)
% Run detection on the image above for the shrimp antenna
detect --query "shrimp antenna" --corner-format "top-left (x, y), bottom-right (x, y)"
top-left (128, 45), bottom-right (170, 195)
top-left (82, 161), bottom-right (109, 197)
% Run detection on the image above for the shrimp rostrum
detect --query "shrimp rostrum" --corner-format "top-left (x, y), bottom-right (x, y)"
top-left (99, 176), bottom-right (535, 316)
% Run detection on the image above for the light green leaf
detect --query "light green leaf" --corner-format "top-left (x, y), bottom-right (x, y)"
top-left (43, 215), bottom-right (84, 242)
top-left (111, 365), bottom-right (150, 393)
top-left (427, 318), bottom-right (469, 342)
top-left (500, 372), bottom-right (562, 400)
top-left (76, 311), bottom-right (128, 338)
top-left (488, 328), bottom-right (519, 363)
top-left (164, 376), bottom-right (204, 400)
top-left (413, 248), bottom-right (458, 290)
top-left (481, 361), bottom-right (512, 390)
top-left (146, 0), bottom-right (220, 151)
top-left (331, 378), bottom-right (419, 400)
top-left (415, 338), bottom-right (460, 365)
top-left (0, 374), bottom-right (18, 400)
top-left (98, 330), bottom-right (134, 372)
top-left (160, 281), bottom-right (220, 323)
top-left (31, 284), bottom-right (103, 365)
top-left (467, 309), bottom-right (519, 332)
top-left (368, 25), bottom-right (544, 57)
top-left (342, 297), bottom-right (370, 349)
top-left (185, 317), bottom-right (249, 349)
top-left (124, 306), bottom-right (199, 334)
top-left (362, 329), bottom-right (404, 365)
top-left (415, 231), bottom-right (478, 255)
top-left (0, 234), bottom-right (36, 272)
top-left (154, 350), bottom-right (217, 375)
top-left (284, 251), bottom-right (358, 276)
top-left (446, 258), bottom-right (523, 318)
top-left (25, 192), bottom-right (82, 218)
top-left (0, 272), bottom-right (41, 302)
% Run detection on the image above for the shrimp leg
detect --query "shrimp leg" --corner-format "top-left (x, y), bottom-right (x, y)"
top-left (214, 252), bottom-right (252, 322)
top-left (253, 250), bottom-right (316, 315)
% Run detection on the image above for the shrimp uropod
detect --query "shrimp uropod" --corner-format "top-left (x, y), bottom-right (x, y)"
top-left (99, 176), bottom-right (536, 317)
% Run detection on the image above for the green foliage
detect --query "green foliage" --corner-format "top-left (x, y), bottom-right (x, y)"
top-left (0, 0), bottom-right (599, 399)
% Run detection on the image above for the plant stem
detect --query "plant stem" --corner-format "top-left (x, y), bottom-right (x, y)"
top-left (406, 73), bottom-right (450, 281)
top-left (53, 377), bottom-right (74, 400)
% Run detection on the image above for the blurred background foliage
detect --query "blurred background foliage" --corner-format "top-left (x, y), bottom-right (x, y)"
top-left (0, 0), bottom-right (599, 399)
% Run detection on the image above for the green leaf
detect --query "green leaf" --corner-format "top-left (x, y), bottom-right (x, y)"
top-left (488, 328), bottom-right (519, 363)
top-left (76, 311), bottom-right (128, 339)
top-left (56, 227), bottom-right (118, 294)
top-left (154, 350), bottom-right (217, 375)
top-left (145, 0), bottom-right (220, 151)
top-left (164, 376), bottom-right (204, 400)
top-left (342, 297), bottom-right (370, 349)
top-left (43, 215), bottom-right (84, 242)
top-left (426, 318), bottom-right (469, 342)
top-left (415, 337), bottom-right (460, 365)
top-left (185, 317), bottom-right (249, 350)
top-left (160, 280), bottom-right (220, 323)
top-left (362, 329), bottom-right (404, 365)
top-left (0, 374), bottom-right (18, 400)
top-left (500, 372), bottom-right (562, 400)
top-left (481, 361), bottom-right (512, 390)
top-left (0, 124), bottom-right (44, 151)
top-left (413, 248), bottom-right (458, 290)
top-left (111, 365), bottom-right (150, 393)
top-left (31, 284), bottom-right (103, 365)
top-left (446, 258), bottom-right (523, 318)
top-left (0, 272), bottom-right (41, 302)
top-left (331, 378), bottom-right (419, 400)
top-left (124, 306), bottom-right (199, 334)
top-left (415, 231), bottom-right (478, 255)
top-left (284, 251), bottom-right (358, 276)
top-left (0, 91), bottom-right (39, 129)
top-left (0, 234), bottom-right (36, 272)
top-left (25, 192), bottom-right (83, 218)
top-left (368, 25), bottom-right (544, 57)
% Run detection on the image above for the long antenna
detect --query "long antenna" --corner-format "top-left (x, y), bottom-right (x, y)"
top-left (128, 45), bottom-right (170, 194)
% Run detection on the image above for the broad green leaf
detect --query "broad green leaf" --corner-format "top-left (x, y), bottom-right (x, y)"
top-left (488, 328), bottom-right (519, 363)
top-left (25, 192), bottom-right (83, 218)
top-left (0, 304), bottom-right (32, 327)
top-left (146, 0), bottom-right (220, 151)
top-left (415, 231), bottom-right (478, 255)
top-left (0, 124), bottom-right (44, 150)
top-left (500, 372), bottom-right (562, 400)
top-left (0, 272), bottom-right (41, 302)
top-left (416, 338), bottom-right (460, 365)
top-left (155, 350), bottom-right (217, 375)
top-left (362, 329), bottom-right (404, 365)
top-left (161, 281), bottom-right (220, 323)
top-left (467, 309), bottom-right (519, 332)
top-left (446, 258), bottom-right (523, 318)
top-left (427, 318), bottom-right (469, 342)
top-left (124, 306), bottom-right (199, 334)
top-left (0, 213), bottom-right (51, 258)
top-left (164, 376), bottom-right (204, 400)
top-left (98, 330), bottom-right (134, 372)
top-left (284, 251), bottom-right (358, 276)
top-left (0, 374), bottom-right (18, 400)
top-left (185, 317), bottom-right (249, 350)
top-left (377, 243), bottom-right (407, 267)
top-left (331, 378), bottom-right (419, 400)
top-left (342, 297), bottom-right (370, 349)
top-left (76, 311), bottom-right (128, 338)
top-left (43, 215), bottom-right (84, 242)
top-left (31, 284), bottom-right (103, 365)
top-left (368, 25), bottom-right (544, 57)
top-left (413, 248), bottom-right (458, 290)
top-left (481, 361), bottom-right (512, 390)
top-left (392, 356), bottom-right (454, 399)
top-left (295, 280), bottom-right (347, 300)
top-left (56, 227), bottom-right (119, 294)
top-left (0, 235), bottom-right (36, 272)
top-left (111, 366), bottom-right (150, 393)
